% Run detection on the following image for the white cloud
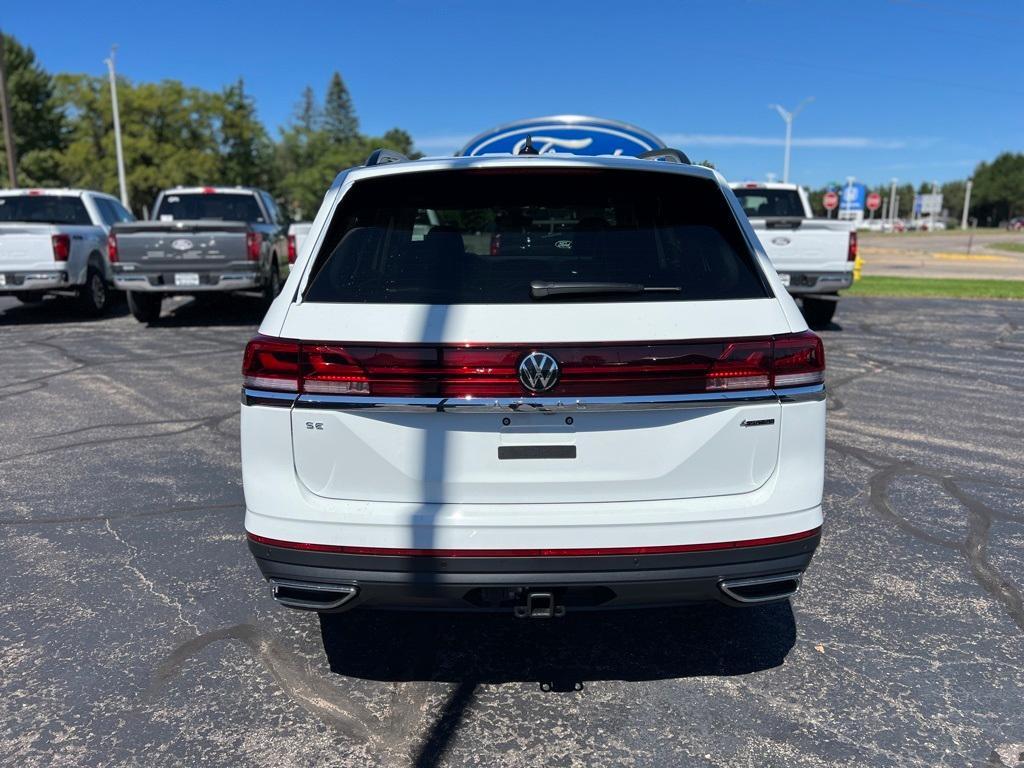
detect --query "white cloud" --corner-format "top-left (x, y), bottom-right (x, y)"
top-left (660, 133), bottom-right (913, 150)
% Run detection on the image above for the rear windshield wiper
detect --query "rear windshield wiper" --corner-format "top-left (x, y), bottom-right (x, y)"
top-left (530, 280), bottom-right (682, 299)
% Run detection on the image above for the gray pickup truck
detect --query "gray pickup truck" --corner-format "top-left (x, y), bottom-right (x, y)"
top-left (111, 186), bottom-right (288, 323)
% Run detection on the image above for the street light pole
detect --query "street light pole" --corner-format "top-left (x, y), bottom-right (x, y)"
top-left (104, 46), bottom-right (129, 208)
top-left (769, 97), bottom-right (814, 184)
top-left (889, 177), bottom-right (898, 227)
top-left (961, 178), bottom-right (973, 230)
top-left (0, 31), bottom-right (18, 188)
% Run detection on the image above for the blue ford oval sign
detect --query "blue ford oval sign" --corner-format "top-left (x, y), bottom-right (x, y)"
top-left (458, 115), bottom-right (665, 158)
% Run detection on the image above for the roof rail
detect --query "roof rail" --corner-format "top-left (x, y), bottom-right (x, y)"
top-left (364, 148), bottom-right (409, 167)
top-left (637, 148), bottom-right (691, 165)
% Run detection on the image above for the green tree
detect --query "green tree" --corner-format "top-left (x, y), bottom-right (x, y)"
top-left (940, 180), bottom-right (966, 225)
top-left (972, 152), bottom-right (1024, 225)
top-left (0, 33), bottom-right (66, 186)
top-left (322, 71), bottom-right (358, 143)
top-left (56, 74), bottom-right (223, 213)
top-left (217, 78), bottom-right (274, 189)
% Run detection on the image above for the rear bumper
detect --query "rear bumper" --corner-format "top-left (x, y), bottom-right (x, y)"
top-left (778, 270), bottom-right (853, 294)
top-left (0, 270), bottom-right (72, 291)
top-left (114, 270), bottom-right (259, 292)
top-left (248, 529), bottom-right (820, 612)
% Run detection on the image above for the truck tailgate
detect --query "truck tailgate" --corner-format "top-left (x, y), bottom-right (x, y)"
top-left (0, 224), bottom-right (59, 268)
top-left (111, 221), bottom-right (250, 268)
top-left (749, 219), bottom-right (852, 273)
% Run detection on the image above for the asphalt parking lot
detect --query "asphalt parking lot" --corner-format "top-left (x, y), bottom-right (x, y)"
top-left (1, 293), bottom-right (1022, 768)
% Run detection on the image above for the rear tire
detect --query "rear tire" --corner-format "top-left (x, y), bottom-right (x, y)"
top-left (77, 267), bottom-right (110, 316)
top-left (13, 292), bottom-right (45, 304)
top-left (801, 296), bottom-right (837, 328)
top-left (127, 291), bottom-right (162, 324)
top-left (263, 262), bottom-right (281, 305)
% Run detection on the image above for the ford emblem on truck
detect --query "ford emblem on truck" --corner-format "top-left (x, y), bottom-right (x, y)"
top-left (171, 239), bottom-right (194, 251)
top-left (771, 236), bottom-right (792, 246)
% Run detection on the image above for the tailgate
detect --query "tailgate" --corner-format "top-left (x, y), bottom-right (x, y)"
top-left (0, 225), bottom-right (58, 267)
top-left (751, 219), bottom-right (851, 272)
top-left (112, 221), bottom-right (249, 268)
top-left (283, 300), bottom-right (791, 505)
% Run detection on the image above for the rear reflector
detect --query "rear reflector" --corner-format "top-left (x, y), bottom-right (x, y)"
top-left (247, 527), bottom-right (821, 557)
top-left (242, 332), bottom-right (824, 398)
top-left (51, 234), bottom-right (71, 261)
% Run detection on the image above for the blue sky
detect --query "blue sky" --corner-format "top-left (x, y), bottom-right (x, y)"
top-left (5, 0), bottom-right (1020, 187)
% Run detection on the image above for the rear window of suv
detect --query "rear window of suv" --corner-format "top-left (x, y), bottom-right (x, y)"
top-left (304, 169), bottom-right (769, 304)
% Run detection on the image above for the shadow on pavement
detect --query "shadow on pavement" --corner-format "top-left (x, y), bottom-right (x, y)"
top-left (149, 294), bottom-right (268, 327)
top-left (320, 600), bottom-right (796, 687)
top-left (0, 294), bottom-right (128, 325)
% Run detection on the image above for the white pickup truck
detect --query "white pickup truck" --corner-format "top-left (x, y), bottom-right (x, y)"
top-left (0, 189), bottom-right (133, 314)
top-left (730, 182), bottom-right (856, 326)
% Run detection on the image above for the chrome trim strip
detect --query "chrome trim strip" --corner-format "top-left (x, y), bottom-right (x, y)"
top-left (776, 384), bottom-right (827, 404)
top-left (241, 387), bottom-right (297, 407)
top-left (242, 384), bottom-right (824, 412)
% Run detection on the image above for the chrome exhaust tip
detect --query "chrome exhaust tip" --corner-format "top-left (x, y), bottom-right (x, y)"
top-left (718, 572), bottom-right (802, 604)
top-left (270, 579), bottom-right (358, 612)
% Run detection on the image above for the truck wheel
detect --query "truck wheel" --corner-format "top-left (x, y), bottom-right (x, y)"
top-left (801, 296), bottom-right (837, 328)
top-left (263, 263), bottom-right (281, 304)
top-left (13, 292), bottom-right (45, 304)
top-left (78, 267), bottom-right (110, 316)
top-left (127, 292), bottom-right (163, 324)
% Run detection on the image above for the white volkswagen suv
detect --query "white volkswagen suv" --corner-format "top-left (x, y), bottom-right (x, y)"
top-left (241, 148), bottom-right (825, 617)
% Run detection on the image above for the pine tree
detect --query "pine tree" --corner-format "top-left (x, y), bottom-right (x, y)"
top-left (295, 85), bottom-right (319, 133)
top-left (322, 72), bottom-right (358, 143)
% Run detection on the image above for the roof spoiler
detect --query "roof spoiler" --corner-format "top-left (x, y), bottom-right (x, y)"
top-left (637, 148), bottom-right (691, 165)
top-left (364, 149), bottom-right (409, 167)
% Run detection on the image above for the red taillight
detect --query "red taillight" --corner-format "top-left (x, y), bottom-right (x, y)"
top-left (489, 233), bottom-right (501, 256)
top-left (246, 231), bottom-right (261, 261)
top-left (202, 186), bottom-right (216, 194)
top-left (242, 333), bottom-right (824, 397)
top-left (848, 231), bottom-right (858, 262)
top-left (242, 336), bottom-right (301, 392)
top-left (51, 234), bottom-right (70, 261)
top-left (287, 235), bottom-right (297, 263)
top-left (107, 233), bottom-right (118, 263)
top-left (773, 331), bottom-right (825, 388)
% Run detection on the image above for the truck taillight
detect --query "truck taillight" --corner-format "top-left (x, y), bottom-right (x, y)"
top-left (246, 232), bottom-right (261, 261)
top-left (489, 234), bottom-right (501, 256)
top-left (848, 231), bottom-right (858, 262)
top-left (242, 333), bottom-right (825, 397)
top-left (51, 234), bottom-right (70, 261)
top-left (287, 235), bottom-right (297, 263)
top-left (107, 233), bottom-right (118, 263)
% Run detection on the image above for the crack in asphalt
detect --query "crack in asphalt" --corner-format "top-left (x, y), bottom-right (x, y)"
top-left (0, 501), bottom-right (243, 527)
top-left (0, 410), bottom-right (239, 465)
top-left (830, 440), bottom-right (1024, 633)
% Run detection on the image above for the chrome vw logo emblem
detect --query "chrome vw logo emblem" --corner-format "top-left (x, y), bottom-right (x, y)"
top-left (171, 238), bottom-right (194, 251)
top-left (518, 351), bottom-right (560, 393)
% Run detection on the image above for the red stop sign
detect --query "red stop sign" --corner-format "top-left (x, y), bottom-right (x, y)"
top-left (823, 191), bottom-right (839, 210)
top-left (866, 192), bottom-right (881, 211)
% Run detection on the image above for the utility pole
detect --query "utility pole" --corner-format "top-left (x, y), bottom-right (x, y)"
top-left (104, 46), bottom-right (129, 208)
top-left (889, 178), bottom-right (898, 227)
top-left (0, 31), bottom-right (18, 188)
top-left (961, 178), bottom-right (973, 230)
top-left (769, 97), bottom-right (814, 184)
